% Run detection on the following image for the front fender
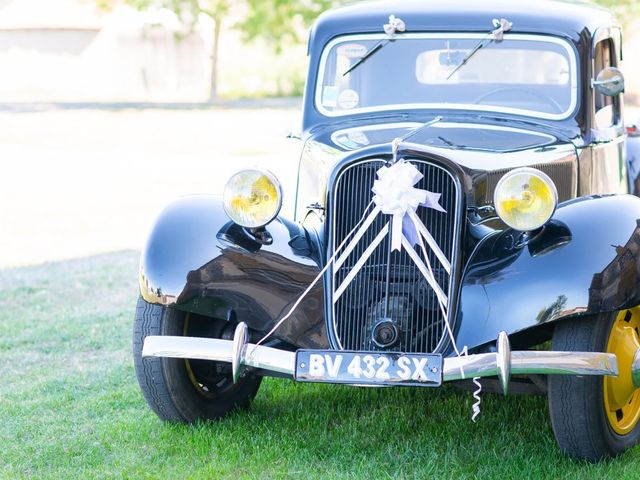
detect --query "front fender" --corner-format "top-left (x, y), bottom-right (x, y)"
top-left (139, 195), bottom-right (328, 349)
top-left (456, 194), bottom-right (640, 351)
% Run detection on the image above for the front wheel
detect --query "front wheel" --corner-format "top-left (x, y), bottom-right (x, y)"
top-left (132, 297), bottom-right (262, 422)
top-left (548, 309), bottom-right (640, 461)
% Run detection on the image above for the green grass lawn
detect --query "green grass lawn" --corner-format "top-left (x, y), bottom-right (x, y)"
top-left (1, 251), bottom-right (640, 479)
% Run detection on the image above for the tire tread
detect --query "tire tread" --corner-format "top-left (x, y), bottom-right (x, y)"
top-left (132, 297), bottom-right (184, 422)
top-left (548, 314), bottom-right (640, 461)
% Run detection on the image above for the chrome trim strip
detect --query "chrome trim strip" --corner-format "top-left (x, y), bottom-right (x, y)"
top-left (143, 336), bottom-right (233, 362)
top-left (496, 331), bottom-right (511, 395)
top-left (142, 333), bottom-right (620, 386)
top-left (442, 351), bottom-right (618, 381)
top-left (232, 322), bottom-right (249, 383)
top-left (142, 335), bottom-right (296, 376)
top-left (315, 33), bottom-right (578, 121)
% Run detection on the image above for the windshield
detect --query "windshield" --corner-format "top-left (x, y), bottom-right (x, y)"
top-left (316, 33), bottom-right (577, 121)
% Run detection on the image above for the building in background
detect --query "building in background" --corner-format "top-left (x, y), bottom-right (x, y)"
top-left (0, 0), bottom-right (217, 102)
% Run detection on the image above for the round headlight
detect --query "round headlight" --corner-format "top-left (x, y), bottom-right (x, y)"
top-left (223, 169), bottom-right (282, 228)
top-left (494, 167), bottom-right (558, 231)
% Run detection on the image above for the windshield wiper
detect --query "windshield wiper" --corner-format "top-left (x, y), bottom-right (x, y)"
top-left (343, 14), bottom-right (406, 77)
top-left (343, 42), bottom-right (385, 76)
top-left (446, 18), bottom-right (512, 80)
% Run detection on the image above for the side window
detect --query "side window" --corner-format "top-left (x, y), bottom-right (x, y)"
top-left (593, 39), bottom-right (620, 129)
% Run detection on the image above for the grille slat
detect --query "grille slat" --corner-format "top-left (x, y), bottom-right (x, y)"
top-left (330, 159), bottom-right (460, 354)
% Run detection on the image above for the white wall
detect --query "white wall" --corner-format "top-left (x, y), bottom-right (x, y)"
top-left (0, 6), bottom-right (213, 102)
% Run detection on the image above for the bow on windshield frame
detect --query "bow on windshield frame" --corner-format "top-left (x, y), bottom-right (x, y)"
top-left (342, 14), bottom-right (407, 77)
top-left (446, 18), bottom-right (513, 80)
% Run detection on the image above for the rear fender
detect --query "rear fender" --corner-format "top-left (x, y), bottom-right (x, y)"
top-left (139, 195), bottom-right (328, 349)
top-left (456, 194), bottom-right (640, 351)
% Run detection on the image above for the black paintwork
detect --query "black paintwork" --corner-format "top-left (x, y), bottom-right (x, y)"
top-left (457, 194), bottom-right (640, 351)
top-left (139, 0), bottom-right (639, 360)
top-left (139, 196), bottom-right (328, 349)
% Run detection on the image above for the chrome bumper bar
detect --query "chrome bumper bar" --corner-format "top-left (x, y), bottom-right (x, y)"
top-left (142, 324), bottom-right (630, 394)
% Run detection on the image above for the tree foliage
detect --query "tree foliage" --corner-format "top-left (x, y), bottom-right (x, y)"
top-left (594, 0), bottom-right (640, 22)
top-left (118, 0), bottom-right (349, 99)
top-left (239, 0), bottom-right (335, 52)
top-left (122, 0), bottom-right (350, 50)
top-left (125, 0), bottom-right (230, 27)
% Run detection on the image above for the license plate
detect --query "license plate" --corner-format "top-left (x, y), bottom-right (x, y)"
top-left (295, 350), bottom-right (442, 387)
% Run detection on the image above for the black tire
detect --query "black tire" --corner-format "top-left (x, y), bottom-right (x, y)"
top-left (548, 312), bottom-right (640, 461)
top-left (133, 297), bottom-right (262, 422)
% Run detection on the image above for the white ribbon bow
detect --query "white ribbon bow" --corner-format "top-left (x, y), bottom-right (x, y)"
top-left (491, 18), bottom-right (512, 42)
top-left (384, 15), bottom-right (406, 37)
top-left (372, 161), bottom-right (445, 251)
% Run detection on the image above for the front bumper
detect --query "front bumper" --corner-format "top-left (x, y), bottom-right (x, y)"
top-left (142, 323), bottom-right (633, 395)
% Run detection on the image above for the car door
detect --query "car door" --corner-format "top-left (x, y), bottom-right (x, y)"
top-left (587, 31), bottom-right (627, 195)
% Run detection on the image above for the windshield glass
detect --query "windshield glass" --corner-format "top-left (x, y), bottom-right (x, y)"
top-left (316, 33), bottom-right (577, 120)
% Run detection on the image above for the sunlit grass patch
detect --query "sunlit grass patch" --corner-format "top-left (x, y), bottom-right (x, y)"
top-left (1, 251), bottom-right (639, 479)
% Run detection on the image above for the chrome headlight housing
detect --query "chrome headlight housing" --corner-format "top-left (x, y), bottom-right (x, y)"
top-left (223, 169), bottom-right (283, 228)
top-left (494, 167), bottom-right (558, 231)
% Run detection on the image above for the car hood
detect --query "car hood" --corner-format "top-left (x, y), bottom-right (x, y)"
top-left (304, 115), bottom-right (578, 177)
top-left (323, 117), bottom-right (572, 154)
top-left (295, 115), bottom-right (579, 220)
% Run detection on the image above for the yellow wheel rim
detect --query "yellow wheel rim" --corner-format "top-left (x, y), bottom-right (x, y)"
top-left (604, 308), bottom-right (640, 435)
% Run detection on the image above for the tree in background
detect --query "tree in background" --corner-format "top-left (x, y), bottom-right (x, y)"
top-left (596, 0), bottom-right (640, 18)
top-left (120, 0), bottom-right (348, 101)
top-left (239, 0), bottom-right (334, 53)
top-left (103, 0), bottom-right (638, 101)
top-left (126, 0), bottom-right (230, 102)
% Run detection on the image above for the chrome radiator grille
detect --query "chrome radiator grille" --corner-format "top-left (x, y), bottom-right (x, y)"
top-left (330, 159), bottom-right (461, 354)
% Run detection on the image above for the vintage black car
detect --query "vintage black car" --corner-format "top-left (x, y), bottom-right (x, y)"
top-left (133, 0), bottom-right (640, 461)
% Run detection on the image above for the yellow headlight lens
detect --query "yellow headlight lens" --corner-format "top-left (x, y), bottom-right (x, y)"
top-left (223, 169), bottom-right (282, 228)
top-left (494, 167), bottom-right (558, 231)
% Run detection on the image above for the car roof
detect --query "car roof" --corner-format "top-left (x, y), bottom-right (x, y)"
top-left (309, 0), bottom-right (618, 48)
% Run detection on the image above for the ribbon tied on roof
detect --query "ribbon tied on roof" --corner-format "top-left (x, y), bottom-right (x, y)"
top-left (491, 18), bottom-right (513, 41)
top-left (383, 15), bottom-right (406, 37)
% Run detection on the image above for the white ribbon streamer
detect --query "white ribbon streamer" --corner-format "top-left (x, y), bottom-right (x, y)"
top-left (366, 160), bottom-right (469, 366)
top-left (248, 154), bottom-right (482, 421)
top-left (256, 157), bottom-right (472, 398)
top-left (334, 223), bottom-right (389, 302)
